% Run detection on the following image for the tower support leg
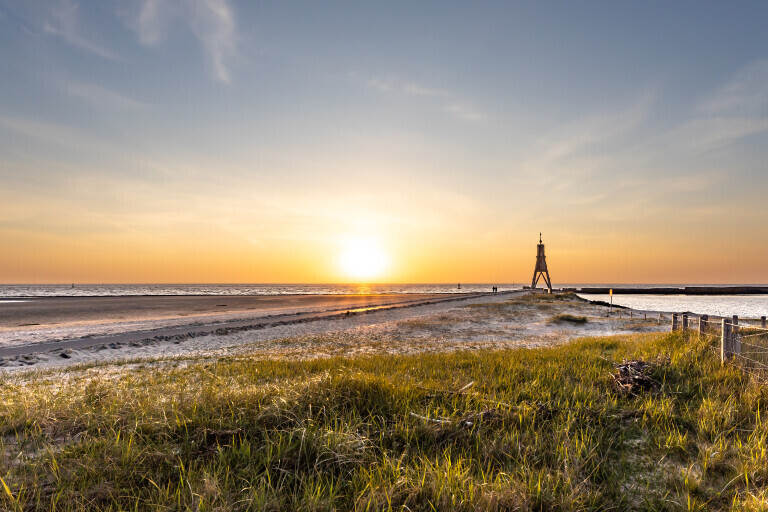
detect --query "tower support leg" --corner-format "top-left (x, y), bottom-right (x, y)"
top-left (531, 271), bottom-right (553, 292)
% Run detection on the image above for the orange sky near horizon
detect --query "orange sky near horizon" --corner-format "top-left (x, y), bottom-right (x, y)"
top-left (2, 217), bottom-right (765, 285)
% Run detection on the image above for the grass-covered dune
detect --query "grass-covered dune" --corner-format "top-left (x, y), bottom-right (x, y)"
top-left (1, 331), bottom-right (767, 511)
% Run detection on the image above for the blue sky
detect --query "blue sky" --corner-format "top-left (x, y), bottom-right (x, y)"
top-left (1, 1), bottom-right (768, 283)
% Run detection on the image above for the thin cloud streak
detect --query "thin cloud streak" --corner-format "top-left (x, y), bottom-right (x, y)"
top-left (365, 76), bottom-right (486, 122)
top-left (696, 59), bottom-right (768, 116)
top-left (62, 81), bottom-right (146, 110)
top-left (43, 0), bottom-right (121, 60)
top-left (0, 116), bottom-right (132, 165)
top-left (666, 117), bottom-right (768, 152)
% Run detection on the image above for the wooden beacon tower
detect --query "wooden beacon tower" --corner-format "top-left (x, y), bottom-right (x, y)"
top-left (531, 233), bottom-right (553, 293)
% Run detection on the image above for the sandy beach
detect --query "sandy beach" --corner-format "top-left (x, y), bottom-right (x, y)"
top-left (0, 293), bottom-right (457, 332)
top-left (0, 291), bottom-right (667, 371)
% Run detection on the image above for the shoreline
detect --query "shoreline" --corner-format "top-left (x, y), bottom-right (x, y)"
top-left (0, 292), bottom-right (500, 357)
top-left (0, 292), bottom-right (483, 331)
top-left (0, 292), bottom-right (514, 368)
top-left (0, 291), bottom-right (670, 372)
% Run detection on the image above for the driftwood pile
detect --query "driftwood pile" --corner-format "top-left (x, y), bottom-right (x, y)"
top-left (610, 360), bottom-right (656, 395)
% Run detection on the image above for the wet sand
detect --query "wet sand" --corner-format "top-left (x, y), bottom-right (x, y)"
top-left (0, 294), bottom-right (465, 331)
top-left (0, 293), bottom-right (488, 358)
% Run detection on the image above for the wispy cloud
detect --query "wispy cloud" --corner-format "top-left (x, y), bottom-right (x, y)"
top-left (188, 0), bottom-right (235, 83)
top-left (137, 0), bottom-right (166, 45)
top-left (444, 102), bottom-right (485, 122)
top-left (519, 60), bottom-right (768, 192)
top-left (519, 91), bottom-right (655, 185)
top-left (0, 116), bottom-right (120, 157)
top-left (62, 81), bottom-right (146, 110)
top-left (696, 60), bottom-right (768, 116)
top-left (133, 0), bottom-right (237, 83)
top-left (365, 76), bottom-right (486, 122)
top-left (669, 59), bottom-right (768, 152)
top-left (666, 117), bottom-right (768, 152)
top-left (43, 0), bottom-right (121, 60)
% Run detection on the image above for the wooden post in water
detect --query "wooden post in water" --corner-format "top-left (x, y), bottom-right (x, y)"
top-left (658, 313), bottom-right (662, 324)
top-left (671, 314), bottom-right (678, 332)
top-left (762, 316), bottom-right (766, 329)
top-left (682, 314), bottom-right (688, 331)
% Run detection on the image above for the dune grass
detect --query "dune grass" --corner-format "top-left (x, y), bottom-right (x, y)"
top-left (549, 314), bottom-right (589, 324)
top-left (0, 330), bottom-right (766, 511)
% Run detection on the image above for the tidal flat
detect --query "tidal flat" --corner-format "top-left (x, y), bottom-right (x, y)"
top-left (0, 292), bottom-right (663, 370)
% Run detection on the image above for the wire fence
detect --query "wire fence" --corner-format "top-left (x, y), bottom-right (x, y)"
top-left (670, 312), bottom-right (768, 377)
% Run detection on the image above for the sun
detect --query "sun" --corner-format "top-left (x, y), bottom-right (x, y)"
top-left (338, 236), bottom-right (389, 281)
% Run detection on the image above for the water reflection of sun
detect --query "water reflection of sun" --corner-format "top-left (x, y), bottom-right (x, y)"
top-left (338, 236), bottom-right (388, 282)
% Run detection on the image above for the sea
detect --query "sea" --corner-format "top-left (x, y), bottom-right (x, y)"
top-left (1, 283), bottom-right (767, 318)
top-left (0, 283), bottom-right (510, 298)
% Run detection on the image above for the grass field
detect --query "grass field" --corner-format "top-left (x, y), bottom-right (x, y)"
top-left (1, 328), bottom-right (766, 510)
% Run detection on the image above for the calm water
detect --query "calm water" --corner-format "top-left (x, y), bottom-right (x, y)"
top-left (577, 294), bottom-right (768, 318)
top-left (2, 284), bottom-right (766, 318)
top-left (0, 283), bottom-right (518, 298)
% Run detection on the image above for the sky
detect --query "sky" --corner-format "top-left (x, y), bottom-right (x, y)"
top-left (1, 1), bottom-right (768, 284)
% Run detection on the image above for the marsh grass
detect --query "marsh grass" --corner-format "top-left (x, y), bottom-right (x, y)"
top-left (0, 330), bottom-right (767, 510)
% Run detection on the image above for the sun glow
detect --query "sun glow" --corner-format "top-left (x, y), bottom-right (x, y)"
top-left (338, 236), bottom-right (389, 281)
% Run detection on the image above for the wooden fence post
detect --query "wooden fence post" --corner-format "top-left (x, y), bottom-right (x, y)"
top-left (698, 315), bottom-right (706, 335)
top-left (732, 315), bottom-right (741, 356)
top-left (721, 319), bottom-right (732, 362)
top-left (671, 314), bottom-right (678, 332)
top-left (682, 314), bottom-right (688, 331)
top-left (762, 316), bottom-right (766, 329)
